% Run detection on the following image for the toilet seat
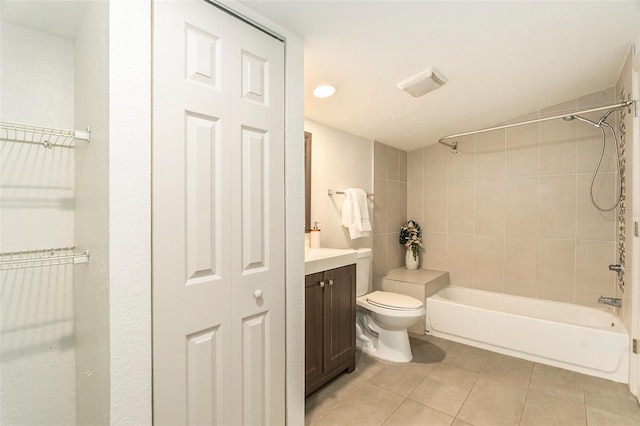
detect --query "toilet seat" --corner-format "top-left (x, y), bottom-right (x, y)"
top-left (365, 291), bottom-right (423, 311)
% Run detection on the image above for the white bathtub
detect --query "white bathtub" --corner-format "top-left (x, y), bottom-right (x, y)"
top-left (425, 286), bottom-right (629, 383)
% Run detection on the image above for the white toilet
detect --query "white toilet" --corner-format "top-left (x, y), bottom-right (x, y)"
top-left (355, 248), bottom-right (425, 362)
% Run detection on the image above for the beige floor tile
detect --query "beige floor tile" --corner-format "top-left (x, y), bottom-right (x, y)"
top-left (586, 406), bottom-right (640, 426)
top-left (409, 336), bottom-right (452, 363)
top-left (451, 420), bottom-right (474, 426)
top-left (305, 375), bottom-right (366, 425)
top-left (353, 351), bottom-right (388, 381)
top-left (383, 399), bottom-right (454, 426)
top-left (409, 363), bottom-right (478, 417)
top-left (369, 360), bottom-right (437, 397)
top-left (456, 376), bottom-right (527, 426)
top-left (520, 388), bottom-right (586, 426)
top-left (311, 381), bottom-right (404, 426)
top-left (528, 363), bottom-right (585, 404)
top-left (440, 342), bottom-right (491, 374)
top-left (481, 352), bottom-right (533, 388)
top-left (585, 383), bottom-right (640, 420)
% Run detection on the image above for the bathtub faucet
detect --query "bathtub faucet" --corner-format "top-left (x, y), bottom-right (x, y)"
top-left (598, 296), bottom-right (621, 308)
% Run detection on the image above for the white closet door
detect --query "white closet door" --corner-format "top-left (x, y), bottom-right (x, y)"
top-left (152, 1), bottom-right (285, 424)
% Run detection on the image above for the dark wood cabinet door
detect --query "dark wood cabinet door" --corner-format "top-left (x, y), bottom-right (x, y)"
top-left (305, 272), bottom-right (324, 385)
top-left (323, 264), bottom-right (356, 374)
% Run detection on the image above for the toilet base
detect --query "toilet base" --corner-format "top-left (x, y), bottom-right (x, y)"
top-left (356, 313), bottom-right (414, 362)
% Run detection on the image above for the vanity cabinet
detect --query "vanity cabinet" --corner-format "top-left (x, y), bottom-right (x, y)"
top-left (305, 264), bottom-right (356, 396)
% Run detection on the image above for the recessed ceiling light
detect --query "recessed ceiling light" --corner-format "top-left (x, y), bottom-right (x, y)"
top-left (313, 85), bottom-right (336, 98)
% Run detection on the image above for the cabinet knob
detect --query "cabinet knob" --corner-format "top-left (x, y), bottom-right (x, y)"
top-left (319, 281), bottom-right (325, 288)
top-left (254, 289), bottom-right (263, 298)
top-left (328, 279), bottom-right (334, 286)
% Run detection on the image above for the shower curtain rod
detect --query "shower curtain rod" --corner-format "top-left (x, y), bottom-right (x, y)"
top-left (438, 100), bottom-right (634, 151)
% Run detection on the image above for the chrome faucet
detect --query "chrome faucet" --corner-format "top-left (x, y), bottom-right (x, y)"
top-left (609, 264), bottom-right (624, 281)
top-left (608, 264), bottom-right (623, 272)
top-left (598, 296), bottom-right (621, 308)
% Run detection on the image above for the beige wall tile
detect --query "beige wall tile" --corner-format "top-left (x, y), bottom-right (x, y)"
top-left (407, 148), bottom-right (424, 182)
top-left (474, 235), bottom-right (504, 292)
top-left (576, 173), bottom-right (616, 241)
top-left (374, 178), bottom-right (388, 235)
top-left (539, 175), bottom-right (576, 239)
top-left (423, 232), bottom-right (447, 270)
top-left (448, 136), bottom-right (475, 181)
top-left (386, 180), bottom-right (402, 233)
top-left (424, 143), bottom-right (448, 182)
top-left (504, 237), bottom-right (537, 297)
top-left (505, 177), bottom-right (538, 237)
top-left (379, 278), bottom-right (397, 292)
top-left (578, 87), bottom-right (614, 109)
top-left (476, 129), bottom-right (505, 179)
top-left (475, 179), bottom-right (505, 236)
top-left (537, 239), bottom-right (575, 303)
top-left (373, 234), bottom-right (388, 278)
top-left (424, 182), bottom-right (447, 233)
top-left (388, 146), bottom-right (400, 181)
top-left (575, 241), bottom-right (616, 308)
top-left (399, 150), bottom-right (407, 182)
top-left (506, 113), bottom-right (539, 177)
top-left (540, 100), bottom-right (577, 175)
top-left (407, 182), bottom-right (423, 227)
top-left (374, 140), bottom-right (387, 179)
top-left (388, 233), bottom-right (404, 271)
top-left (577, 121), bottom-right (617, 174)
top-left (447, 233), bottom-right (474, 287)
top-left (402, 89), bottom-right (627, 309)
top-left (448, 180), bottom-right (474, 234)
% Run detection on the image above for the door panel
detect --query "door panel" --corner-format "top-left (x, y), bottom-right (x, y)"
top-left (153, 1), bottom-right (285, 424)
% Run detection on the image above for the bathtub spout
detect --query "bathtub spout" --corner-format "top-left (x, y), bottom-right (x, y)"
top-left (598, 296), bottom-right (621, 308)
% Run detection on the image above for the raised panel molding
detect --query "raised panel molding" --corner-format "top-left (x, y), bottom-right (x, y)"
top-left (241, 126), bottom-right (268, 273)
top-left (186, 326), bottom-right (222, 425)
top-left (185, 112), bottom-right (221, 284)
top-left (242, 313), bottom-right (268, 425)
top-left (241, 50), bottom-right (268, 105)
top-left (186, 24), bottom-right (220, 88)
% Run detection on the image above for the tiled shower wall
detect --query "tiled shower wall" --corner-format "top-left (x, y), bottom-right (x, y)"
top-left (616, 50), bottom-right (634, 330)
top-left (407, 87), bottom-right (620, 309)
top-left (373, 142), bottom-right (407, 282)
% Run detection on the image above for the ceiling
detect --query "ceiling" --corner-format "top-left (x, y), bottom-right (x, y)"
top-left (3, 1), bottom-right (638, 152)
top-left (1, 1), bottom-right (87, 41)
top-left (242, 0), bottom-right (640, 151)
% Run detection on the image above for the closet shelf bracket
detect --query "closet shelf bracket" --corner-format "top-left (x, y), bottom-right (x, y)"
top-left (0, 121), bottom-right (91, 149)
top-left (0, 247), bottom-right (90, 271)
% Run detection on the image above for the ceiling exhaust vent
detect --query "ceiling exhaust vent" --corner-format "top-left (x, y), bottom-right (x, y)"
top-left (397, 67), bottom-right (447, 98)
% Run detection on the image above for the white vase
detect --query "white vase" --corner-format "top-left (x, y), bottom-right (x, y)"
top-left (405, 246), bottom-right (419, 270)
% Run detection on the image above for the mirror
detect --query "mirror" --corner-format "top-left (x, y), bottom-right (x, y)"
top-left (305, 131), bottom-right (312, 233)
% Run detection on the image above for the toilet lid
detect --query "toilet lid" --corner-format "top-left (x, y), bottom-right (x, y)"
top-left (366, 291), bottom-right (423, 310)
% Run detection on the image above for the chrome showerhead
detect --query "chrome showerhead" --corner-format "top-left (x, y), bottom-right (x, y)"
top-left (563, 114), bottom-right (599, 127)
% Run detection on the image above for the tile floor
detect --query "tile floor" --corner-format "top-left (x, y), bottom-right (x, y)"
top-left (305, 334), bottom-right (640, 426)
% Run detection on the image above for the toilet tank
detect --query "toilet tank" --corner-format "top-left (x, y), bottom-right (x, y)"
top-left (356, 248), bottom-right (372, 296)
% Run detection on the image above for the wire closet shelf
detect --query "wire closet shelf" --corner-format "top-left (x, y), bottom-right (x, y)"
top-left (0, 247), bottom-right (90, 271)
top-left (0, 121), bottom-right (91, 149)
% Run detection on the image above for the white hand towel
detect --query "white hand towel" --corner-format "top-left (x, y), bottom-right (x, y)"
top-left (341, 188), bottom-right (372, 239)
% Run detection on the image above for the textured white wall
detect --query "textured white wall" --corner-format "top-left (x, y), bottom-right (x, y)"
top-left (305, 119), bottom-right (374, 250)
top-left (108, 0), bottom-right (152, 423)
top-left (74, 2), bottom-right (111, 423)
top-left (0, 22), bottom-right (76, 425)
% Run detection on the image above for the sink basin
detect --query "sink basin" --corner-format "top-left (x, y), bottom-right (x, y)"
top-left (305, 248), bottom-right (358, 275)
